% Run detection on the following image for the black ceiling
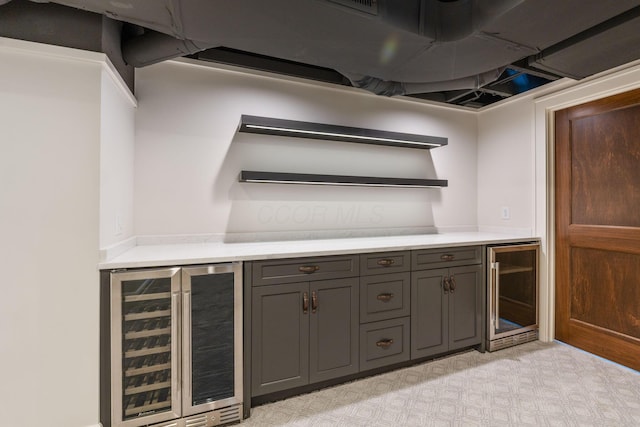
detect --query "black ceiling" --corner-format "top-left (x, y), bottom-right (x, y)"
top-left (3, 0), bottom-right (640, 108)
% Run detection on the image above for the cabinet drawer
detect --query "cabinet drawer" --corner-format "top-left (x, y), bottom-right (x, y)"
top-left (360, 317), bottom-right (410, 371)
top-left (360, 251), bottom-right (410, 276)
top-left (360, 272), bottom-right (410, 323)
top-left (251, 255), bottom-right (359, 286)
top-left (412, 246), bottom-right (482, 270)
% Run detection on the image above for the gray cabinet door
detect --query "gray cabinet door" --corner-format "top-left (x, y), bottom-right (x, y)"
top-left (251, 282), bottom-right (309, 396)
top-left (309, 278), bottom-right (359, 384)
top-left (411, 268), bottom-right (448, 359)
top-left (448, 265), bottom-right (482, 351)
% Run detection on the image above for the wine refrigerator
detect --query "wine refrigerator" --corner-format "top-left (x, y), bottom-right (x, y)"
top-left (101, 263), bottom-right (243, 427)
top-left (487, 243), bottom-right (539, 351)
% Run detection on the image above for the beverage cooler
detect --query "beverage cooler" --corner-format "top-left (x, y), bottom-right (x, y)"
top-left (100, 263), bottom-right (243, 427)
top-left (486, 243), bottom-right (539, 352)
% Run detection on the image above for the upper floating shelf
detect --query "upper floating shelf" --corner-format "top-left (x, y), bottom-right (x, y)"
top-left (238, 115), bottom-right (448, 149)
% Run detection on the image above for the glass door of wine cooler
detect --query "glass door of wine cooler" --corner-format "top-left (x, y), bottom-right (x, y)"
top-left (488, 244), bottom-right (539, 343)
top-left (181, 264), bottom-right (243, 416)
top-left (111, 268), bottom-right (181, 427)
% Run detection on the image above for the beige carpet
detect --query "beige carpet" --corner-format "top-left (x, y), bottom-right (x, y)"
top-left (242, 341), bottom-right (640, 426)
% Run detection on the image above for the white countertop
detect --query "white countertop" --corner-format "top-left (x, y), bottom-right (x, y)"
top-left (100, 232), bottom-right (540, 269)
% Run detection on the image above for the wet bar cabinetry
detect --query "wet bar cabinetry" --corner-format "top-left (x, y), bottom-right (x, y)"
top-left (248, 256), bottom-right (360, 397)
top-left (358, 251), bottom-right (412, 371)
top-left (245, 246), bottom-right (484, 405)
top-left (411, 246), bottom-right (484, 359)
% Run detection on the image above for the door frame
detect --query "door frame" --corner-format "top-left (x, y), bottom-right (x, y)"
top-left (533, 63), bottom-right (640, 343)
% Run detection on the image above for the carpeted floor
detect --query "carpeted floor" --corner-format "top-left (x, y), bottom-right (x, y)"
top-left (241, 341), bottom-right (640, 426)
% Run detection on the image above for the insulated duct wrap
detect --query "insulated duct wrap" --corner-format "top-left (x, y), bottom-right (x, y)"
top-left (345, 68), bottom-right (504, 96)
top-left (122, 30), bottom-right (215, 67)
top-left (419, 0), bottom-right (525, 42)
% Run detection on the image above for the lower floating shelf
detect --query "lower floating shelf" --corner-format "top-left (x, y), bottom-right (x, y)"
top-left (239, 171), bottom-right (448, 188)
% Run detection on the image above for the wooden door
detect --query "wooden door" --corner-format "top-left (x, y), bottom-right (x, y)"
top-left (555, 88), bottom-right (640, 371)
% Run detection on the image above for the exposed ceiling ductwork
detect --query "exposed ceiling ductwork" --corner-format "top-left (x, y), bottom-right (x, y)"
top-left (121, 30), bottom-right (214, 68)
top-left (2, 0), bottom-right (640, 107)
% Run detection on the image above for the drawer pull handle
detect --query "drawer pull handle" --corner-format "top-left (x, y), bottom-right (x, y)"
top-left (299, 265), bottom-right (320, 274)
top-left (441, 254), bottom-right (455, 261)
top-left (376, 339), bottom-right (394, 349)
top-left (376, 293), bottom-right (394, 303)
top-left (302, 292), bottom-right (309, 314)
top-left (377, 258), bottom-right (395, 267)
top-left (449, 275), bottom-right (456, 294)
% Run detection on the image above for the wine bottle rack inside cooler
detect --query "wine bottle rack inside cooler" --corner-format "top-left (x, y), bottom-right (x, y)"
top-left (121, 277), bottom-right (174, 419)
top-left (110, 268), bottom-right (181, 427)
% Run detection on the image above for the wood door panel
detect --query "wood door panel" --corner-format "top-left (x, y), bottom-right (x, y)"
top-left (568, 322), bottom-right (640, 372)
top-left (555, 87), bottom-right (640, 371)
top-left (570, 247), bottom-right (640, 339)
top-left (569, 225), bottom-right (640, 254)
top-left (570, 104), bottom-right (640, 227)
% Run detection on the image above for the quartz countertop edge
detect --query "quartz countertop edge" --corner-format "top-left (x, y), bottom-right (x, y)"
top-left (99, 232), bottom-right (540, 270)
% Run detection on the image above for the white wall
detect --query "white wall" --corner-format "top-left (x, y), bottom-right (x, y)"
top-left (477, 95), bottom-right (536, 234)
top-left (99, 68), bottom-right (136, 250)
top-left (0, 38), bottom-right (129, 427)
top-left (134, 60), bottom-right (479, 240)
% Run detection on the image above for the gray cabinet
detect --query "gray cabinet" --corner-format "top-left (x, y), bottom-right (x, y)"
top-left (247, 247), bottom-right (485, 402)
top-left (251, 282), bottom-right (309, 396)
top-left (358, 252), bottom-right (411, 371)
top-left (359, 272), bottom-right (410, 323)
top-left (359, 317), bottom-right (410, 371)
top-left (411, 247), bottom-right (482, 360)
top-left (310, 279), bottom-right (359, 384)
top-left (360, 251), bottom-right (411, 276)
top-left (251, 277), bottom-right (359, 397)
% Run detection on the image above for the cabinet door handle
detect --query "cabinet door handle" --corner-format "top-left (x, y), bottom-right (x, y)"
top-left (302, 292), bottom-right (309, 314)
top-left (441, 254), bottom-right (455, 261)
top-left (449, 275), bottom-right (456, 293)
top-left (376, 293), bottom-right (394, 303)
top-left (311, 291), bottom-right (318, 313)
top-left (299, 265), bottom-right (320, 274)
top-left (443, 277), bottom-right (450, 294)
top-left (377, 258), bottom-right (395, 267)
top-left (376, 339), bottom-right (394, 349)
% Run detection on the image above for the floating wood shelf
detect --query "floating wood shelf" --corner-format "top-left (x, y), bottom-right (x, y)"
top-left (239, 171), bottom-right (448, 188)
top-left (238, 115), bottom-right (448, 149)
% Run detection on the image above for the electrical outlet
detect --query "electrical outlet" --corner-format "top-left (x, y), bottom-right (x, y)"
top-left (115, 214), bottom-right (123, 236)
top-left (501, 206), bottom-right (511, 220)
